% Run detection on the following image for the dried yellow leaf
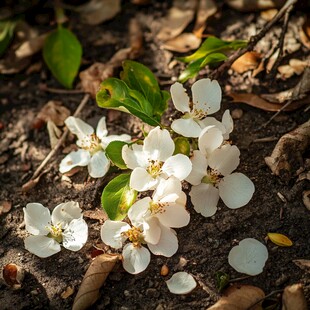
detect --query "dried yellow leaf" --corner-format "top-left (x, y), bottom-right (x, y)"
top-left (267, 233), bottom-right (293, 247)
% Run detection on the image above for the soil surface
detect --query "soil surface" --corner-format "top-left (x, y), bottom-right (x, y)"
top-left (0, 1), bottom-right (309, 310)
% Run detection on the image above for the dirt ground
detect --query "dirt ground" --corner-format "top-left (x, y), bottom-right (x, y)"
top-left (0, 1), bottom-right (309, 309)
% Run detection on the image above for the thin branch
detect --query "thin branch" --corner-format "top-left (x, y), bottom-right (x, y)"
top-left (29, 94), bottom-right (90, 180)
top-left (210, 0), bottom-right (298, 79)
top-left (39, 84), bottom-right (86, 94)
top-left (246, 289), bottom-right (283, 310)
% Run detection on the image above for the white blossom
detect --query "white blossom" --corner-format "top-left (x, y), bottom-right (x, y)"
top-left (59, 116), bottom-right (131, 178)
top-left (170, 79), bottom-right (222, 138)
top-left (122, 126), bottom-right (192, 191)
top-left (23, 202), bottom-right (88, 258)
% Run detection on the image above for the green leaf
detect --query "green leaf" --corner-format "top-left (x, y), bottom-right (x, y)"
top-left (178, 37), bottom-right (247, 63)
top-left (173, 137), bottom-right (190, 156)
top-left (121, 60), bottom-right (169, 118)
top-left (43, 26), bottom-right (82, 89)
top-left (97, 78), bottom-right (161, 127)
top-left (178, 52), bottom-right (227, 83)
top-left (101, 173), bottom-right (137, 220)
top-left (215, 271), bottom-right (230, 292)
top-left (0, 20), bottom-right (16, 57)
top-left (105, 141), bottom-right (128, 169)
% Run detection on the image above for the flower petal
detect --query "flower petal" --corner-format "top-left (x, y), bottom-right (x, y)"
top-left (122, 243), bottom-right (151, 274)
top-left (190, 183), bottom-right (219, 217)
top-left (192, 78), bottom-right (221, 115)
top-left (170, 82), bottom-right (191, 113)
top-left (171, 118), bottom-right (202, 138)
top-left (198, 116), bottom-right (226, 133)
top-left (143, 217), bottom-right (161, 245)
top-left (88, 151), bottom-right (110, 178)
top-left (144, 127), bottom-right (174, 161)
top-left (52, 201), bottom-right (82, 227)
top-left (153, 177), bottom-right (185, 204)
top-left (128, 197), bottom-right (152, 226)
top-left (96, 116), bottom-right (108, 140)
top-left (162, 154), bottom-right (192, 181)
top-left (24, 235), bottom-right (61, 258)
top-left (148, 225), bottom-right (178, 257)
top-left (130, 167), bottom-right (158, 191)
top-left (59, 149), bottom-right (91, 173)
top-left (122, 144), bottom-right (148, 170)
top-left (100, 220), bottom-right (130, 249)
top-left (62, 218), bottom-right (88, 251)
top-left (166, 272), bottom-right (197, 294)
top-left (101, 134), bottom-right (131, 149)
top-left (23, 203), bottom-right (51, 235)
top-left (198, 126), bottom-right (223, 156)
top-left (219, 173), bottom-right (255, 209)
top-left (156, 203), bottom-right (190, 228)
top-left (65, 116), bottom-right (94, 140)
top-left (228, 238), bottom-right (268, 275)
top-left (208, 144), bottom-right (240, 176)
top-left (186, 150), bottom-right (208, 186)
top-left (222, 109), bottom-right (233, 140)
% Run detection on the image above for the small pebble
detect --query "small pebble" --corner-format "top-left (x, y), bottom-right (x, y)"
top-left (231, 108), bottom-right (243, 119)
top-left (123, 290), bottom-right (130, 297)
top-left (160, 264), bottom-right (169, 276)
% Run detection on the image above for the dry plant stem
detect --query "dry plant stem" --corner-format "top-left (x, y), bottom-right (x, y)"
top-left (39, 84), bottom-right (85, 94)
top-left (210, 0), bottom-right (298, 80)
top-left (246, 289), bottom-right (283, 310)
top-left (31, 94), bottom-right (90, 180)
top-left (228, 275), bottom-right (252, 283)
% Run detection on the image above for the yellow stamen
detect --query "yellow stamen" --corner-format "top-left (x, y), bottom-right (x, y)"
top-left (123, 226), bottom-right (144, 248)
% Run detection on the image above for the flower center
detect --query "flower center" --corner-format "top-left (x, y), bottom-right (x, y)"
top-left (201, 168), bottom-right (222, 187)
top-left (149, 201), bottom-right (168, 215)
top-left (147, 160), bottom-right (163, 178)
top-left (124, 226), bottom-right (144, 247)
top-left (47, 223), bottom-right (63, 243)
top-left (190, 108), bottom-right (208, 120)
top-left (80, 133), bottom-right (103, 155)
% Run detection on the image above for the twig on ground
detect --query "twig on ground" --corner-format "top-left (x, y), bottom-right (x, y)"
top-left (228, 275), bottom-right (252, 283)
top-left (246, 289), bottom-right (283, 310)
top-left (28, 94), bottom-right (90, 181)
top-left (39, 83), bottom-right (86, 94)
top-left (210, 0), bottom-right (298, 80)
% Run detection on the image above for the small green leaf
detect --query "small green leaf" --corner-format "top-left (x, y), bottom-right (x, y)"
top-left (215, 271), bottom-right (230, 292)
top-left (43, 26), bottom-right (82, 88)
top-left (97, 78), bottom-right (161, 127)
top-left (173, 137), bottom-right (190, 156)
top-left (101, 173), bottom-right (137, 221)
top-left (121, 60), bottom-right (168, 118)
top-left (105, 141), bottom-right (128, 169)
top-left (0, 20), bottom-right (16, 57)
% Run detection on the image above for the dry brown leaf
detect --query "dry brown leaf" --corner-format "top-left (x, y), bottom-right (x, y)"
top-left (15, 33), bottom-right (48, 59)
top-left (83, 208), bottom-right (108, 222)
top-left (282, 284), bottom-right (307, 310)
top-left (302, 190), bottom-right (310, 211)
top-left (260, 8), bottom-right (278, 21)
top-left (2, 263), bottom-right (25, 290)
top-left (193, 0), bottom-right (217, 37)
top-left (265, 120), bottom-right (310, 179)
top-left (36, 101), bottom-right (70, 127)
top-left (157, 3), bottom-right (196, 41)
top-left (61, 286), bottom-right (75, 299)
top-left (293, 259), bottom-right (310, 271)
top-left (231, 51), bottom-right (261, 73)
top-left (225, 0), bottom-right (283, 12)
top-left (299, 17), bottom-right (310, 49)
top-left (208, 284), bottom-right (265, 310)
top-left (278, 59), bottom-right (308, 79)
top-left (72, 254), bottom-right (121, 310)
top-left (47, 120), bottom-right (62, 149)
top-left (278, 65), bottom-right (295, 79)
top-left (162, 33), bottom-right (201, 52)
top-left (77, 0), bottom-right (121, 25)
top-left (0, 201), bottom-right (12, 216)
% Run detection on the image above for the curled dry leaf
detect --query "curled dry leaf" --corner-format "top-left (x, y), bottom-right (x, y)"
top-left (260, 8), bottom-right (278, 21)
top-left (0, 201), bottom-right (12, 216)
top-left (292, 259), bottom-right (310, 271)
top-left (302, 190), bottom-right (310, 211)
top-left (282, 284), bottom-right (307, 310)
top-left (299, 16), bottom-right (310, 49)
top-left (72, 254), bottom-right (121, 310)
top-left (76, 0), bottom-right (121, 25)
top-left (47, 120), bottom-right (62, 148)
top-left (208, 284), bottom-right (265, 310)
top-left (15, 33), bottom-right (48, 59)
top-left (278, 59), bottom-right (308, 79)
top-left (162, 33), bottom-right (201, 53)
top-left (2, 263), bottom-right (25, 290)
top-left (265, 119), bottom-right (310, 180)
top-left (61, 286), bottom-right (75, 299)
top-left (225, 0), bottom-right (283, 12)
top-left (231, 51), bottom-right (261, 73)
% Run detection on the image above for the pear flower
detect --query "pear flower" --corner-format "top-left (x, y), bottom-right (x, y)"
top-left (186, 144), bottom-right (255, 217)
top-left (170, 78), bottom-right (222, 138)
top-left (122, 126), bottom-right (192, 191)
top-left (128, 177), bottom-right (190, 229)
top-left (23, 201), bottom-right (88, 258)
top-left (101, 206), bottom-right (179, 274)
top-left (59, 116), bottom-right (131, 178)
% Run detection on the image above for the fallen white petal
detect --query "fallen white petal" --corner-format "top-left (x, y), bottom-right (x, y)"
top-left (222, 109), bottom-right (233, 139)
top-left (59, 149), bottom-right (91, 173)
top-left (88, 151), bottom-right (110, 178)
top-left (24, 235), bottom-right (61, 258)
top-left (162, 154), bottom-right (192, 181)
top-left (122, 243), bottom-right (151, 274)
top-left (228, 238), bottom-right (268, 276)
top-left (171, 118), bottom-right (202, 138)
top-left (62, 218), bottom-right (88, 251)
top-left (100, 220), bottom-right (130, 249)
top-left (166, 272), bottom-right (197, 294)
top-left (52, 201), bottom-right (82, 227)
top-left (170, 82), bottom-right (191, 114)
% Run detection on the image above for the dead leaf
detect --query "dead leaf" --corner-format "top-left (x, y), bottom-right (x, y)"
top-left (157, 3), bottom-right (196, 41)
top-left (72, 254), bottom-right (121, 310)
top-left (15, 33), bottom-right (48, 59)
top-left (278, 59), bottom-right (308, 79)
top-left (83, 208), bottom-right (108, 222)
top-left (76, 0), bottom-right (121, 25)
top-left (2, 263), bottom-right (25, 290)
top-left (260, 8), bottom-right (278, 21)
top-left (299, 16), bottom-right (310, 49)
top-left (0, 201), bottom-right (12, 216)
top-left (35, 101), bottom-right (70, 127)
top-left (265, 119), bottom-right (310, 180)
top-left (193, 0), bottom-right (217, 37)
top-left (292, 259), bottom-right (310, 271)
top-left (208, 284), bottom-right (265, 310)
top-left (225, 0), bottom-right (283, 12)
top-left (282, 284), bottom-right (307, 310)
top-left (231, 51), bottom-right (261, 73)
top-left (278, 65), bottom-right (295, 79)
top-left (22, 170), bottom-right (48, 192)
top-left (267, 233), bottom-right (293, 247)
top-left (47, 120), bottom-right (62, 149)
top-left (61, 286), bottom-right (75, 299)
top-left (162, 33), bottom-right (201, 52)
top-left (302, 190), bottom-right (310, 211)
